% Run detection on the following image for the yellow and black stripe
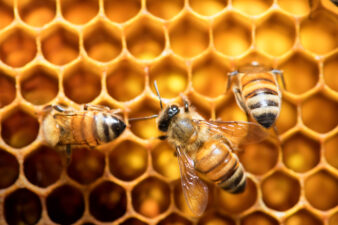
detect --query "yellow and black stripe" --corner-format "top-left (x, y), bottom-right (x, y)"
top-left (195, 140), bottom-right (246, 193)
top-left (240, 72), bottom-right (281, 128)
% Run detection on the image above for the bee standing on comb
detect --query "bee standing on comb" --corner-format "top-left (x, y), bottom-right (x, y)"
top-left (227, 62), bottom-right (285, 130)
top-left (41, 104), bottom-right (126, 160)
top-left (153, 81), bottom-right (267, 216)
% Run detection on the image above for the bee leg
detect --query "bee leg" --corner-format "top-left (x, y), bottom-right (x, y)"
top-left (53, 105), bottom-right (67, 112)
top-left (233, 88), bottom-right (250, 120)
top-left (227, 71), bottom-right (238, 92)
top-left (272, 125), bottom-right (281, 143)
top-left (180, 94), bottom-right (190, 113)
top-left (271, 69), bottom-right (287, 90)
top-left (83, 104), bottom-right (110, 112)
top-left (158, 135), bottom-right (168, 140)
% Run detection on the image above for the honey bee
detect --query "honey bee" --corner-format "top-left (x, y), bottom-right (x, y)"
top-left (227, 62), bottom-right (285, 129)
top-left (41, 104), bottom-right (126, 158)
top-left (153, 82), bottom-right (267, 216)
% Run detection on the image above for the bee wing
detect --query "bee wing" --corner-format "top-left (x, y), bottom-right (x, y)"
top-left (194, 120), bottom-right (268, 148)
top-left (176, 146), bottom-right (208, 216)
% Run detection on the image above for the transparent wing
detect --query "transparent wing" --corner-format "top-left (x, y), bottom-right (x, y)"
top-left (194, 120), bottom-right (268, 148)
top-left (176, 146), bottom-right (208, 216)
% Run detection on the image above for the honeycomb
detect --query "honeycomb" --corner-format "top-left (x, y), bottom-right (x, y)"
top-left (0, 0), bottom-right (337, 224)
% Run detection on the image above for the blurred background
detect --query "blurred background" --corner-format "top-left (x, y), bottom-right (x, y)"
top-left (0, 0), bottom-right (337, 224)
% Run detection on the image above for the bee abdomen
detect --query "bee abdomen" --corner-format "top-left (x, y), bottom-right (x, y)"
top-left (195, 141), bottom-right (246, 193)
top-left (94, 113), bottom-right (126, 143)
top-left (247, 95), bottom-right (280, 128)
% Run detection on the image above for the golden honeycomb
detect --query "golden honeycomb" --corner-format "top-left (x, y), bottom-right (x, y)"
top-left (0, 0), bottom-right (337, 224)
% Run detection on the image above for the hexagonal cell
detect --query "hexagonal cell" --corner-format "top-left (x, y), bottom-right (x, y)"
top-left (217, 178), bottom-right (257, 214)
top-left (282, 133), bottom-right (320, 173)
top-left (0, 148), bottom-right (19, 189)
top-left (41, 26), bottom-right (79, 65)
top-left (63, 62), bottom-right (101, 104)
top-left (186, 94), bottom-right (212, 120)
top-left (300, 11), bottom-right (338, 54)
top-left (152, 142), bottom-right (180, 180)
top-left (89, 181), bottom-right (127, 222)
top-left (278, 52), bottom-right (318, 95)
top-left (241, 211), bottom-right (279, 225)
top-left (256, 13), bottom-right (296, 56)
top-left (106, 60), bottom-right (145, 102)
top-left (329, 212), bottom-right (338, 225)
top-left (120, 218), bottom-right (148, 225)
top-left (304, 170), bottom-right (337, 210)
top-left (0, 28), bottom-right (37, 67)
top-left (232, 0), bottom-right (273, 16)
top-left (83, 22), bottom-right (122, 62)
top-left (149, 56), bottom-right (188, 99)
top-left (169, 14), bottom-right (209, 58)
top-left (213, 13), bottom-right (252, 57)
top-left (20, 65), bottom-right (58, 105)
top-left (324, 134), bottom-right (338, 169)
top-left (216, 96), bottom-right (248, 122)
top-left (4, 188), bottom-right (42, 225)
top-left (198, 211), bottom-right (235, 225)
top-left (146, 0), bottom-right (184, 20)
top-left (192, 54), bottom-right (230, 98)
top-left (67, 147), bottom-right (105, 185)
top-left (24, 146), bottom-right (63, 188)
top-left (132, 177), bottom-right (170, 218)
top-left (1, 109), bottom-right (39, 148)
top-left (46, 185), bottom-right (85, 224)
top-left (61, 0), bottom-right (98, 25)
top-left (129, 99), bottom-right (162, 139)
top-left (18, 0), bottom-right (56, 27)
top-left (284, 209), bottom-right (323, 225)
top-left (158, 213), bottom-right (193, 225)
top-left (275, 99), bottom-right (297, 134)
top-left (301, 93), bottom-right (338, 133)
top-left (0, 0), bottom-right (14, 29)
top-left (278, 0), bottom-right (311, 16)
top-left (125, 18), bottom-right (165, 60)
top-left (109, 140), bottom-right (148, 181)
top-left (189, 0), bottom-right (227, 16)
top-left (0, 71), bottom-right (15, 108)
top-left (104, 0), bottom-right (141, 23)
top-left (261, 171), bottom-right (300, 211)
top-left (323, 52), bottom-right (338, 92)
top-left (238, 141), bottom-right (279, 175)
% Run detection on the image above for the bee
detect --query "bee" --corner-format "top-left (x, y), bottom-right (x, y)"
top-left (41, 104), bottom-right (126, 158)
top-left (227, 62), bottom-right (285, 129)
top-left (153, 82), bottom-right (267, 216)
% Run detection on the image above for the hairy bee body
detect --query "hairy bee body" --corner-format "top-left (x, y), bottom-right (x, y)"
top-left (158, 105), bottom-right (246, 193)
top-left (42, 105), bottom-right (126, 148)
top-left (230, 64), bottom-right (282, 128)
top-left (194, 140), bottom-right (246, 193)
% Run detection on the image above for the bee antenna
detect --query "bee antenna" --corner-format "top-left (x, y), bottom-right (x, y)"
top-left (128, 114), bottom-right (158, 121)
top-left (154, 81), bottom-right (163, 109)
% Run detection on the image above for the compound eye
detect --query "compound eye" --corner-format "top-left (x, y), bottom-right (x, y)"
top-left (171, 105), bottom-right (178, 112)
top-left (167, 105), bottom-right (180, 118)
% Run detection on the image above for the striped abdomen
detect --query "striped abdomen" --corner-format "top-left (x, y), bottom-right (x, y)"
top-left (241, 72), bottom-right (281, 128)
top-left (194, 140), bottom-right (246, 193)
top-left (63, 112), bottom-right (126, 146)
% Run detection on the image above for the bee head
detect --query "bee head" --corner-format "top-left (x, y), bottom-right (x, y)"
top-left (158, 104), bottom-right (180, 132)
top-left (112, 118), bottom-right (126, 137)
